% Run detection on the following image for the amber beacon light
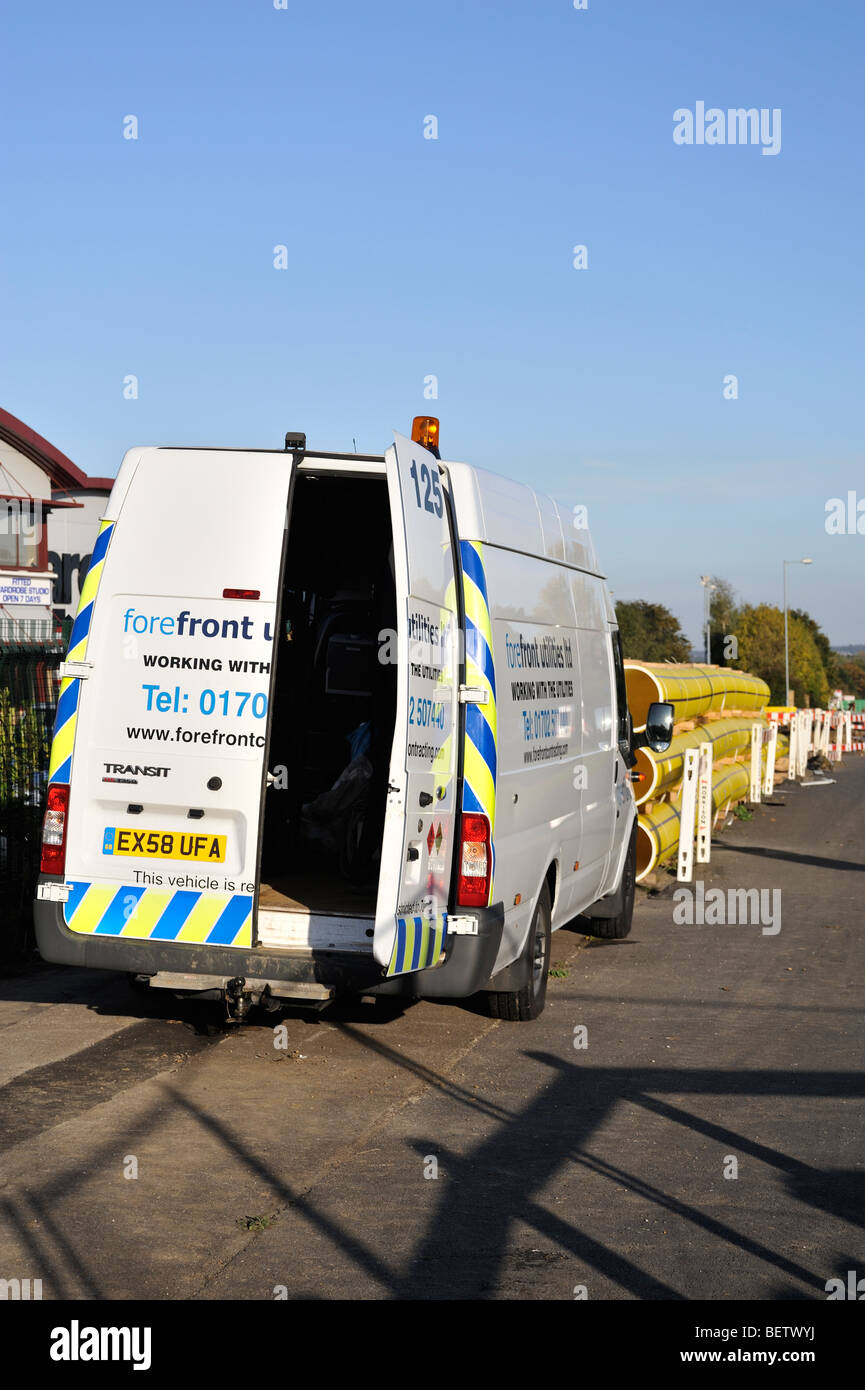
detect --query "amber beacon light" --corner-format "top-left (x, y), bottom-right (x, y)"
top-left (411, 416), bottom-right (440, 454)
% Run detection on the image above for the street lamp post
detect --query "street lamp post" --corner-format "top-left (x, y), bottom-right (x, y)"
top-left (783, 558), bottom-right (813, 705)
top-left (699, 576), bottom-right (716, 664)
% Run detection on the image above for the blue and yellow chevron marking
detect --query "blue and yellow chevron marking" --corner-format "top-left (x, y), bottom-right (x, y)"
top-left (460, 540), bottom-right (497, 901)
top-left (48, 518), bottom-right (115, 785)
top-left (432, 592), bottom-right (457, 785)
top-left (387, 912), bottom-right (448, 977)
top-left (63, 881), bottom-right (253, 947)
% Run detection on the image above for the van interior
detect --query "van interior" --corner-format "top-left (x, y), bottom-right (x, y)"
top-left (259, 470), bottom-right (397, 916)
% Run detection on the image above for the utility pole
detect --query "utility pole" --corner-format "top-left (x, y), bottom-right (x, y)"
top-left (783, 557), bottom-right (813, 704)
top-left (699, 576), bottom-right (716, 664)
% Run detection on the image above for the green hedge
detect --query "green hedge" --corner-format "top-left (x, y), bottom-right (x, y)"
top-left (0, 642), bottom-right (64, 963)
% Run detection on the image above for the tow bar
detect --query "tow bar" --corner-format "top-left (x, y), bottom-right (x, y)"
top-left (225, 977), bottom-right (252, 1023)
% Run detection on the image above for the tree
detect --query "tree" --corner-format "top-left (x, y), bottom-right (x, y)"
top-left (707, 577), bottom-right (740, 664)
top-left (789, 609), bottom-right (839, 689)
top-left (615, 600), bottom-right (692, 663)
top-left (0, 687), bottom-right (47, 804)
top-left (733, 603), bottom-right (830, 706)
top-left (836, 653), bottom-right (865, 699)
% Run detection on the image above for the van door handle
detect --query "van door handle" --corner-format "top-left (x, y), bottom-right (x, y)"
top-left (406, 847), bottom-right (419, 862)
top-left (418, 792), bottom-right (433, 807)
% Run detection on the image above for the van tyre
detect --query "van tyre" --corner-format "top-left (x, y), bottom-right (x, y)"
top-left (584, 821), bottom-right (636, 940)
top-left (487, 881), bottom-right (551, 1022)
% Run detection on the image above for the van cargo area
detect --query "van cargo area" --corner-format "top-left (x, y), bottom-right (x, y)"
top-left (258, 469), bottom-right (397, 919)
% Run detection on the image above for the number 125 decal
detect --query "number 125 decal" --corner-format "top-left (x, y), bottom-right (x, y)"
top-left (409, 460), bottom-right (444, 518)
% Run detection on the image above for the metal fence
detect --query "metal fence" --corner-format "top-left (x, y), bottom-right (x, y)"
top-left (0, 618), bottom-right (61, 643)
top-left (0, 635), bottom-right (65, 964)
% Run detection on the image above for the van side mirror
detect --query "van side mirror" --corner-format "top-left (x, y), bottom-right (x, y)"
top-left (634, 701), bottom-right (675, 754)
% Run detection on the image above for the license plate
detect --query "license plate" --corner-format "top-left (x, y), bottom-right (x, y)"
top-left (102, 828), bottom-right (226, 862)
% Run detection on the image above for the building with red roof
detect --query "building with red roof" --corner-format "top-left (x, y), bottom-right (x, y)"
top-left (0, 408), bottom-right (113, 632)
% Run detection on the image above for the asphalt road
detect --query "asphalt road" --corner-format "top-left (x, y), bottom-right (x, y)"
top-left (1, 757), bottom-right (862, 1301)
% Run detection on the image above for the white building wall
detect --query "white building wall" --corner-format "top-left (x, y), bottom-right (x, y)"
top-left (47, 488), bottom-right (110, 616)
top-left (0, 441), bottom-right (49, 499)
top-left (0, 439), bottom-right (56, 634)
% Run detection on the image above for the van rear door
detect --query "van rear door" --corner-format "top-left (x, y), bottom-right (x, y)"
top-left (375, 432), bottom-right (460, 977)
top-left (58, 447), bottom-right (293, 948)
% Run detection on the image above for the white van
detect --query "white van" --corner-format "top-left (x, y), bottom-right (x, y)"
top-left (35, 422), bottom-right (670, 1021)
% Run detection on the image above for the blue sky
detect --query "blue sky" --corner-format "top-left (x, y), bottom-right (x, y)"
top-left (2, 0), bottom-right (862, 643)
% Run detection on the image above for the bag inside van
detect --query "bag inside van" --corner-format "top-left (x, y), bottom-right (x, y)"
top-left (259, 471), bottom-right (397, 916)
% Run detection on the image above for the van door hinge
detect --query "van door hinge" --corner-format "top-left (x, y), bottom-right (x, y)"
top-left (447, 915), bottom-right (479, 936)
top-left (58, 660), bottom-right (93, 680)
top-left (459, 685), bottom-right (489, 705)
top-left (37, 882), bottom-right (71, 903)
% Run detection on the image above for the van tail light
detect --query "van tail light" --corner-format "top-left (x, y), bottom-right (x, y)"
top-left (457, 812), bottom-right (491, 908)
top-left (40, 784), bottom-right (70, 876)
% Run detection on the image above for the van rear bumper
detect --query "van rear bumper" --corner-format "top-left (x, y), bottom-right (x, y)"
top-left (374, 903), bottom-right (505, 999)
top-left (34, 892), bottom-right (505, 999)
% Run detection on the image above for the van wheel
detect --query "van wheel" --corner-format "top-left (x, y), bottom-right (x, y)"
top-left (584, 821), bottom-right (636, 940)
top-left (486, 882), bottom-right (551, 1022)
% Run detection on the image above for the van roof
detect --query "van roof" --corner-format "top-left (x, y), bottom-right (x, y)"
top-left (157, 446), bottom-right (388, 463)
top-left (140, 446), bottom-right (603, 577)
top-left (445, 459), bottom-right (603, 577)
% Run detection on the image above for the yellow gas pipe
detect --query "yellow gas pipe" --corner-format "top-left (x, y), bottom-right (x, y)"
top-left (624, 663), bottom-right (770, 732)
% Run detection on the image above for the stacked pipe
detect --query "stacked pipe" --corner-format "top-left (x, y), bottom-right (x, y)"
top-left (624, 663), bottom-right (773, 882)
top-left (625, 662), bottom-right (769, 732)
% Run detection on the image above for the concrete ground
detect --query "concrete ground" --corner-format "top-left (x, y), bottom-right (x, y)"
top-left (0, 758), bottom-right (862, 1300)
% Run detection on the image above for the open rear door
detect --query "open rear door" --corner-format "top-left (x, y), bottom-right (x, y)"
top-left (375, 432), bottom-right (460, 977)
top-left (57, 447), bottom-right (294, 950)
